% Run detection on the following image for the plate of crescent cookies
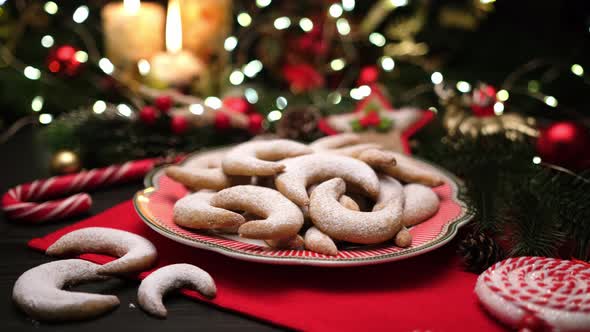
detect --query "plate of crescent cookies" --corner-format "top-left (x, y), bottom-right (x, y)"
top-left (134, 133), bottom-right (474, 266)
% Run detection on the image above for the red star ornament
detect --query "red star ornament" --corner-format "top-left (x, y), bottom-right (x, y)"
top-left (318, 87), bottom-right (435, 154)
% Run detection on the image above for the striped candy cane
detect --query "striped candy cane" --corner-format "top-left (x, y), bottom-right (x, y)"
top-left (1, 158), bottom-right (167, 223)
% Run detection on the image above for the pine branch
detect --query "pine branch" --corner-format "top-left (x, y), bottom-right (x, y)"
top-left (502, 190), bottom-right (566, 258)
top-left (43, 108), bottom-right (248, 167)
top-left (419, 131), bottom-right (536, 234)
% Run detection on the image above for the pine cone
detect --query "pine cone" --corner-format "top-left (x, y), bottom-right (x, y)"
top-left (276, 106), bottom-right (321, 142)
top-left (458, 231), bottom-right (504, 273)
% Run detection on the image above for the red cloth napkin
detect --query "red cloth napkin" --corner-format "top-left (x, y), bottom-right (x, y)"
top-left (29, 200), bottom-right (505, 331)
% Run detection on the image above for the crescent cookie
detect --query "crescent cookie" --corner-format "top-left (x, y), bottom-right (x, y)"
top-left (138, 264), bottom-right (216, 318)
top-left (394, 227), bottom-right (413, 248)
top-left (310, 134), bottom-right (382, 158)
top-left (210, 185), bottom-right (304, 239)
top-left (46, 227), bottom-right (157, 275)
top-left (309, 133), bottom-right (361, 149)
top-left (165, 166), bottom-right (249, 191)
top-left (300, 194), bottom-right (359, 222)
top-left (275, 154), bottom-right (380, 206)
top-left (265, 235), bottom-right (305, 250)
top-left (222, 139), bottom-right (313, 176)
top-left (13, 259), bottom-right (119, 321)
top-left (173, 191), bottom-right (245, 230)
top-left (357, 148), bottom-right (397, 167)
top-left (304, 227), bottom-right (338, 256)
top-left (338, 195), bottom-right (360, 211)
top-left (402, 184), bottom-right (440, 227)
top-left (182, 148), bottom-right (229, 169)
top-left (305, 184), bottom-right (360, 213)
top-left (374, 176), bottom-right (404, 211)
top-left (166, 147), bottom-right (250, 191)
top-left (309, 178), bottom-right (403, 244)
top-left (322, 143), bottom-right (383, 158)
top-left (360, 151), bottom-right (444, 187)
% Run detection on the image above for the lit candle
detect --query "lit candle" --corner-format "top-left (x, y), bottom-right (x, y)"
top-left (179, 0), bottom-right (232, 60)
top-left (102, 0), bottom-right (165, 68)
top-left (150, 0), bottom-right (203, 87)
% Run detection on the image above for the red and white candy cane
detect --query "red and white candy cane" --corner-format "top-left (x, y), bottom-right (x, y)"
top-left (2, 158), bottom-right (168, 223)
top-left (475, 256), bottom-right (590, 332)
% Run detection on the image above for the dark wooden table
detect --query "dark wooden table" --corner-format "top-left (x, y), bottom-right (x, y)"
top-left (0, 128), bottom-right (282, 331)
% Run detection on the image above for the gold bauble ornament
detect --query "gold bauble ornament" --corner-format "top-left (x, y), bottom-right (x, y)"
top-left (50, 150), bottom-right (82, 174)
top-left (436, 84), bottom-right (538, 141)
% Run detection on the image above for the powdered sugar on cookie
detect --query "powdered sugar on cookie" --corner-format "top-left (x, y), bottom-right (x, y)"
top-left (275, 154), bottom-right (380, 206)
top-left (46, 227), bottom-right (157, 275)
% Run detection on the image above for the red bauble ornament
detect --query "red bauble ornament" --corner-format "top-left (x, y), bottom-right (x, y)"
top-left (170, 115), bottom-right (189, 134)
top-left (47, 45), bottom-right (83, 76)
top-left (223, 97), bottom-right (253, 114)
top-left (155, 96), bottom-right (173, 112)
top-left (248, 113), bottom-right (264, 135)
top-left (139, 106), bottom-right (158, 125)
top-left (214, 112), bottom-right (231, 130)
top-left (536, 121), bottom-right (590, 170)
top-left (358, 66), bottom-right (379, 86)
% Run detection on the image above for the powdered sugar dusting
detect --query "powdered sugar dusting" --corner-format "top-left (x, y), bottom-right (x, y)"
top-left (174, 191), bottom-right (245, 229)
top-left (304, 227), bottom-right (338, 256)
top-left (138, 263), bottom-right (216, 318)
top-left (309, 178), bottom-right (403, 244)
top-left (380, 152), bottom-right (444, 187)
top-left (12, 259), bottom-right (120, 321)
top-left (402, 184), bottom-right (439, 227)
top-left (222, 139), bottom-right (313, 176)
top-left (275, 154), bottom-right (380, 206)
top-left (211, 185), bottom-right (304, 239)
top-left (46, 227), bottom-right (157, 275)
top-left (374, 175), bottom-right (403, 211)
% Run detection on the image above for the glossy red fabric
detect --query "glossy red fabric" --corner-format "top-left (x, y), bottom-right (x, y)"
top-left (29, 200), bottom-right (505, 331)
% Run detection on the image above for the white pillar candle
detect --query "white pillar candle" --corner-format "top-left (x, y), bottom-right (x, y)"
top-left (149, 0), bottom-right (203, 87)
top-left (102, 0), bottom-right (165, 68)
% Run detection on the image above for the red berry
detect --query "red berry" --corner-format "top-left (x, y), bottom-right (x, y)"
top-left (139, 106), bottom-right (158, 125)
top-left (47, 45), bottom-right (83, 76)
top-left (369, 112), bottom-right (381, 126)
top-left (358, 66), bottom-right (380, 86)
top-left (360, 111), bottom-right (381, 127)
top-left (359, 117), bottom-right (371, 128)
top-left (155, 95), bottom-right (173, 112)
top-left (248, 113), bottom-right (264, 135)
top-left (223, 97), bottom-right (253, 114)
top-left (214, 112), bottom-right (231, 130)
top-left (170, 115), bottom-right (189, 134)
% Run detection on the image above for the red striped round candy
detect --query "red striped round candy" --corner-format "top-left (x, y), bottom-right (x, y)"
top-left (475, 256), bottom-right (590, 331)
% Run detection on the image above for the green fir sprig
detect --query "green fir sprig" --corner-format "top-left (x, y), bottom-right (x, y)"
top-left (418, 129), bottom-right (590, 262)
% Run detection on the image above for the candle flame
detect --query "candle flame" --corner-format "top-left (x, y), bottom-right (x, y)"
top-left (166, 0), bottom-right (182, 53)
top-left (123, 0), bottom-right (140, 14)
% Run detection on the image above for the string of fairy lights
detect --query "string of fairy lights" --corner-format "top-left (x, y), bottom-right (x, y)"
top-left (1, 0), bottom-right (587, 128)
